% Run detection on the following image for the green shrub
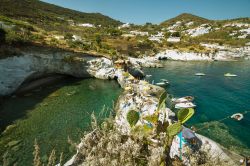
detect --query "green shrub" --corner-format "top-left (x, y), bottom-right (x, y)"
top-left (64, 33), bottom-right (73, 40)
top-left (137, 39), bottom-right (153, 49)
top-left (172, 31), bottom-right (181, 37)
top-left (5, 30), bottom-right (28, 45)
top-left (95, 34), bottom-right (102, 46)
top-left (107, 28), bottom-right (122, 37)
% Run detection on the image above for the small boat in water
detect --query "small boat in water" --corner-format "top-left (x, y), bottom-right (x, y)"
top-left (195, 73), bottom-right (206, 76)
top-left (160, 79), bottom-right (170, 84)
top-left (156, 82), bottom-right (167, 86)
top-left (231, 113), bottom-right (244, 121)
top-left (175, 102), bottom-right (196, 109)
top-left (172, 96), bottom-right (194, 103)
top-left (146, 75), bottom-right (152, 78)
top-left (224, 73), bottom-right (237, 77)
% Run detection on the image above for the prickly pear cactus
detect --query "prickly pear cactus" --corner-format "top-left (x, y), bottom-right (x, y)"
top-left (127, 110), bottom-right (140, 127)
top-left (157, 91), bottom-right (167, 112)
top-left (167, 122), bottom-right (182, 136)
top-left (177, 108), bottom-right (194, 124)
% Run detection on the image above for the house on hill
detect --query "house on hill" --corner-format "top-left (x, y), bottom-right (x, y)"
top-left (77, 23), bottom-right (95, 28)
top-left (148, 32), bottom-right (164, 42)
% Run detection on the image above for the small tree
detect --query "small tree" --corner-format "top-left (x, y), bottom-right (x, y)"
top-left (107, 28), bottom-right (122, 37)
top-left (172, 31), bottom-right (181, 37)
top-left (64, 33), bottom-right (73, 40)
top-left (95, 34), bottom-right (102, 46)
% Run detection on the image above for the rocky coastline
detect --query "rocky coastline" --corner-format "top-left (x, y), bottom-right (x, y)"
top-left (63, 56), bottom-right (237, 165)
top-left (0, 50), bottom-right (242, 165)
top-left (156, 46), bottom-right (250, 61)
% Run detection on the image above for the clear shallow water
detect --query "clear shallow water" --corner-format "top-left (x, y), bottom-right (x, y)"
top-left (0, 78), bottom-right (121, 165)
top-left (144, 60), bottom-right (250, 155)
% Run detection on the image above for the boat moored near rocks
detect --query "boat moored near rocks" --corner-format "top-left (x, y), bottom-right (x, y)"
top-left (172, 96), bottom-right (194, 103)
top-left (175, 102), bottom-right (196, 109)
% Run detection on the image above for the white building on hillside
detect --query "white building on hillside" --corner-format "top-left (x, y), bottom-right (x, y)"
top-left (167, 37), bottom-right (181, 43)
top-left (186, 24), bottom-right (211, 37)
top-left (122, 34), bottom-right (135, 37)
top-left (67, 20), bottom-right (75, 26)
top-left (77, 23), bottom-right (95, 28)
top-left (118, 23), bottom-right (130, 29)
top-left (72, 35), bottom-right (82, 41)
top-left (167, 21), bottom-right (182, 30)
top-left (185, 22), bottom-right (194, 26)
top-left (130, 31), bottom-right (149, 36)
top-left (0, 21), bottom-right (15, 29)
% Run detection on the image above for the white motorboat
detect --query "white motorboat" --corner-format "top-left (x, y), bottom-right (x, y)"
top-left (172, 96), bottom-right (194, 103)
top-left (175, 102), bottom-right (196, 109)
top-left (231, 113), bottom-right (244, 121)
top-left (195, 73), bottom-right (206, 76)
top-left (146, 75), bottom-right (152, 78)
top-left (156, 82), bottom-right (167, 86)
top-left (160, 79), bottom-right (170, 84)
top-left (224, 73), bottom-right (237, 77)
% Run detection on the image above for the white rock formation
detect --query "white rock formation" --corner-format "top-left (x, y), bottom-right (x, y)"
top-left (170, 133), bottom-right (236, 165)
top-left (223, 23), bottom-right (249, 28)
top-left (156, 50), bottom-right (212, 61)
top-left (128, 57), bottom-right (161, 68)
top-left (130, 30), bottom-right (149, 36)
top-left (156, 46), bottom-right (250, 61)
top-left (0, 53), bottom-right (96, 96)
top-left (87, 58), bottom-right (116, 80)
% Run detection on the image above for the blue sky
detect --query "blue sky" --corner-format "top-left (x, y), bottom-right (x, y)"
top-left (42, 0), bottom-right (250, 24)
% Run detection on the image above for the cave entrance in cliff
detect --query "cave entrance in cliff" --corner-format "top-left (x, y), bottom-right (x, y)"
top-left (15, 73), bottom-right (76, 95)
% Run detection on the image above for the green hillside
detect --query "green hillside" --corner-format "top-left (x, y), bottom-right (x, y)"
top-left (0, 0), bottom-right (122, 30)
top-left (161, 13), bottom-right (211, 26)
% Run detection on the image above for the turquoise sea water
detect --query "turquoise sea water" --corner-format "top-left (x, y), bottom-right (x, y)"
top-left (0, 78), bottom-right (121, 165)
top-left (144, 60), bottom-right (250, 155)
